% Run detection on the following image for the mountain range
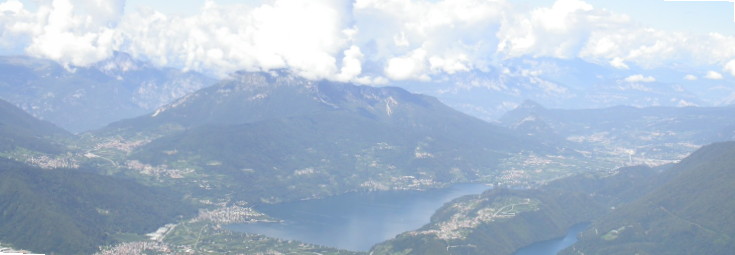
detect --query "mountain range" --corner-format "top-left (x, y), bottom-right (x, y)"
top-left (3, 54), bottom-right (734, 135)
top-left (0, 70), bottom-right (554, 253)
top-left (398, 57), bottom-right (735, 121)
top-left (0, 53), bottom-right (734, 254)
top-left (0, 53), bottom-right (214, 133)
top-left (94, 72), bottom-right (546, 202)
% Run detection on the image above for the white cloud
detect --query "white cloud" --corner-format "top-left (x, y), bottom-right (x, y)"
top-left (353, 0), bottom-right (506, 79)
top-left (2, 0), bottom-right (735, 83)
top-left (335, 45), bottom-right (364, 82)
top-left (1, 0), bottom-right (362, 80)
top-left (0, 0), bottom-right (123, 68)
top-left (0, 0), bottom-right (23, 13)
top-left (705, 70), bottom-right (723, 80)
top-left (497, 0), bottom-right (629, 59)
top-left (624, 74), bottom-right (655, 83)
top-left (497, 0), bottom-right (735, 70)
top-left (673, 99), bottom-right (696, 107)
top-left (116, 0), bottom-right (360, 80)
top-left (684, 74), bottom-right (697, 81)
top-left (609, 57), bottom-right (629, 69)
top-left (429, 54), bottom-right (470, 74)
top-left (385, 48), bottom-right (429, 80)
top-left (725, 59), bottom-right (735, 77)
top-left (76, 0), bottom-right (126, 25)
top-left (583, 30), bottom-right (735, 69)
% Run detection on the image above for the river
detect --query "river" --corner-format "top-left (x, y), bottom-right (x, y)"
top-left (227, 183), bottom-right (490, 251)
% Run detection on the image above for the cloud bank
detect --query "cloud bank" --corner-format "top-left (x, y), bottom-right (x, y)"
top-left (2, 0), bottom-right (735, 82)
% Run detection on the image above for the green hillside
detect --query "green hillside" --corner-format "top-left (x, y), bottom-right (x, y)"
top-left (370, 188), bottom-right (604, 255)
top-left (0, 158), bottom-right (196, 255)
top-left (95, 72), bottom-right (545, 202)
top-left (0, 98), bottom-right (70, 154)
top-left (371, 160), bottom-right (669, 255)
top-left (566, 141), bottom-right (735, 254)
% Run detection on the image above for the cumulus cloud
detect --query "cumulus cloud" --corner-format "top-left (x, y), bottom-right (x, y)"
top-left (2, 0), bottom-right (735, 82)
top-left (497, 0), bottom-right (608, 59)
top-left (354, 0), bottom-right (506, 79)
top-left (76, 0), bottom-right (126, 25)
top-left (5, 0), bottom-right (510, 82)
top-left (725, 59), bottom-right (735, 77)
top-left (0, 0), bottom-right (123, 68)
top-left (624, 74), bottom-right (656, 83)
top-left (0, 0), bottom-right (368, 81)
top-left (684, 74), bottom-right (697, 81)
top-left (705, 70), bottom-right (724, 80)
top-left (0, 0), bottom-right (22, 13)
top-left (583, 30), bottom-right (735, 69)
top-left (609, 57), bottom-right (629, 69)
top-left (336, 45), bottom-right (364, 82)
top-left (385, 48), bottom-right (429, 80)
top-left (496, 0), bottom-right (735, 71)
top-left (117, 0), bottom-right (357, 80)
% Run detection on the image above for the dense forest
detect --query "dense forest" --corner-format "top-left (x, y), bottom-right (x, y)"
top-left (566, 142), bottom-right (735, 254)
top-left (0, 158), bottom-right (196, 254)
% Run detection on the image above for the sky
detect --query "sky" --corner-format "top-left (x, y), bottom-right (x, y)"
top-left (519, 0), bottom-right (735, 34)
top-left (121, 0), bottom-right (735, 34)
top-left (1, 0), bottom-right (735, 82)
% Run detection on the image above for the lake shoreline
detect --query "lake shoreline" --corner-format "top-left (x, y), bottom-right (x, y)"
top-left (226, 183), bottom-right (491, 251)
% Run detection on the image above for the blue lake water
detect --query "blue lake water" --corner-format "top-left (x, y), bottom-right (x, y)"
top-left (513, 223), bottom-right (590, 255)
top-left (227, 183), bottom-right (490, 251)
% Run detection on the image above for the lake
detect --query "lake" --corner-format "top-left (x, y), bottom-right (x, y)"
top-left (227, 183), bottom-right (490, 251)
top-left (513, 222), bottom-right (590, 255)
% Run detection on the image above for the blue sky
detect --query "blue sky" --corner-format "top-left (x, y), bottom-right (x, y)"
top-left (118, 0), bottom-right (735, 34)
top-left (3, 0), bottom-right (735, 81)
top-left (530, 0), bottom-right (734, 34)
top-left (123, 0), bottom-right (258, 15)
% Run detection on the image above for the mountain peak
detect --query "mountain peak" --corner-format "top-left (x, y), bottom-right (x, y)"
top-left (498, 100), bottom-right (548, 127)
top-left (105, 72), bottom-right (500, 145)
